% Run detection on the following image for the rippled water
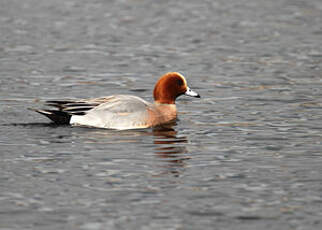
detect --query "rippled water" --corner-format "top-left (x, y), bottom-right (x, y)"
top-left (1, 0), bottom-right (322, 229)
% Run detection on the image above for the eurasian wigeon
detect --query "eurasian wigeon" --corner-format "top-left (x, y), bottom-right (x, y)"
top-left (32, 72), bottom-right (200, 130)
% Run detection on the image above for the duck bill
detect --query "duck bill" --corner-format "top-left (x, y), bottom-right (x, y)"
top-left (185, 87), bottom-right (200, 98)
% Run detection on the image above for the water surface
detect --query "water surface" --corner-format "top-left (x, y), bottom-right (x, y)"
top-left (1, 0), bottom-right (322, 229)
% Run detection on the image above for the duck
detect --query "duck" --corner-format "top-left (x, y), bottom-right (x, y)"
top-left (31, 72), bottom-right (200, 130)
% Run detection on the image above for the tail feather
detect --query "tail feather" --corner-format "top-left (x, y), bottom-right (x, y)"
top-left (29, 108), bottom-right (71, 125)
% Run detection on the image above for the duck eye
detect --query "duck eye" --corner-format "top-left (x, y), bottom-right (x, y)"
top-left (177, 78), bottom-right (184, 86)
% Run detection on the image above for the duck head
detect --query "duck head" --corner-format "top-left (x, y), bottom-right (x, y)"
top-left (153, 72), bottom-right (200, 104)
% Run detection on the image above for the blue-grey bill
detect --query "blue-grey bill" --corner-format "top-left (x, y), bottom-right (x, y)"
top-left (185, 87), bottom-right (200, 98)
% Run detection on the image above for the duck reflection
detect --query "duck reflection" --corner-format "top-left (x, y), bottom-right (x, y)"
top-left (150, 124), bottom-right (189, 176)
top-left (68, 123), bottom-right (190, 176)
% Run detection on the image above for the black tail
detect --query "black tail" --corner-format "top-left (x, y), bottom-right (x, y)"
top-left (29, 109), bottom-right (71, 125)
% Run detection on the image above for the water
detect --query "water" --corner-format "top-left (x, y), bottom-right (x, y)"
top-left (1, 0), bottom-right (322, 229)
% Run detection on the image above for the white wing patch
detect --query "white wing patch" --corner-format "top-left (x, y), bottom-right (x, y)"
top-left (70, 95), bottom-right (152, 129)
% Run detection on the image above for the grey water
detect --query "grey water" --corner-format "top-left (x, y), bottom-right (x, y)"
top-left (1, 0), bottom-right (322, 229)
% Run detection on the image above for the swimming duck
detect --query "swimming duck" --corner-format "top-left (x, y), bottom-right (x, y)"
top-left (32, 72), bottom-right (200, 130)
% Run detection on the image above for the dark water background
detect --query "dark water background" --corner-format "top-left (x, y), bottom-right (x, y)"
top-left (1, 0), bottom-right (322, 229)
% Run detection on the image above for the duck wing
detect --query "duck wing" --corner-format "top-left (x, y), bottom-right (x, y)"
top-left (70, 95), bottom-right (153, 129)
top-left (32, 95), bottom-right (150, 125)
